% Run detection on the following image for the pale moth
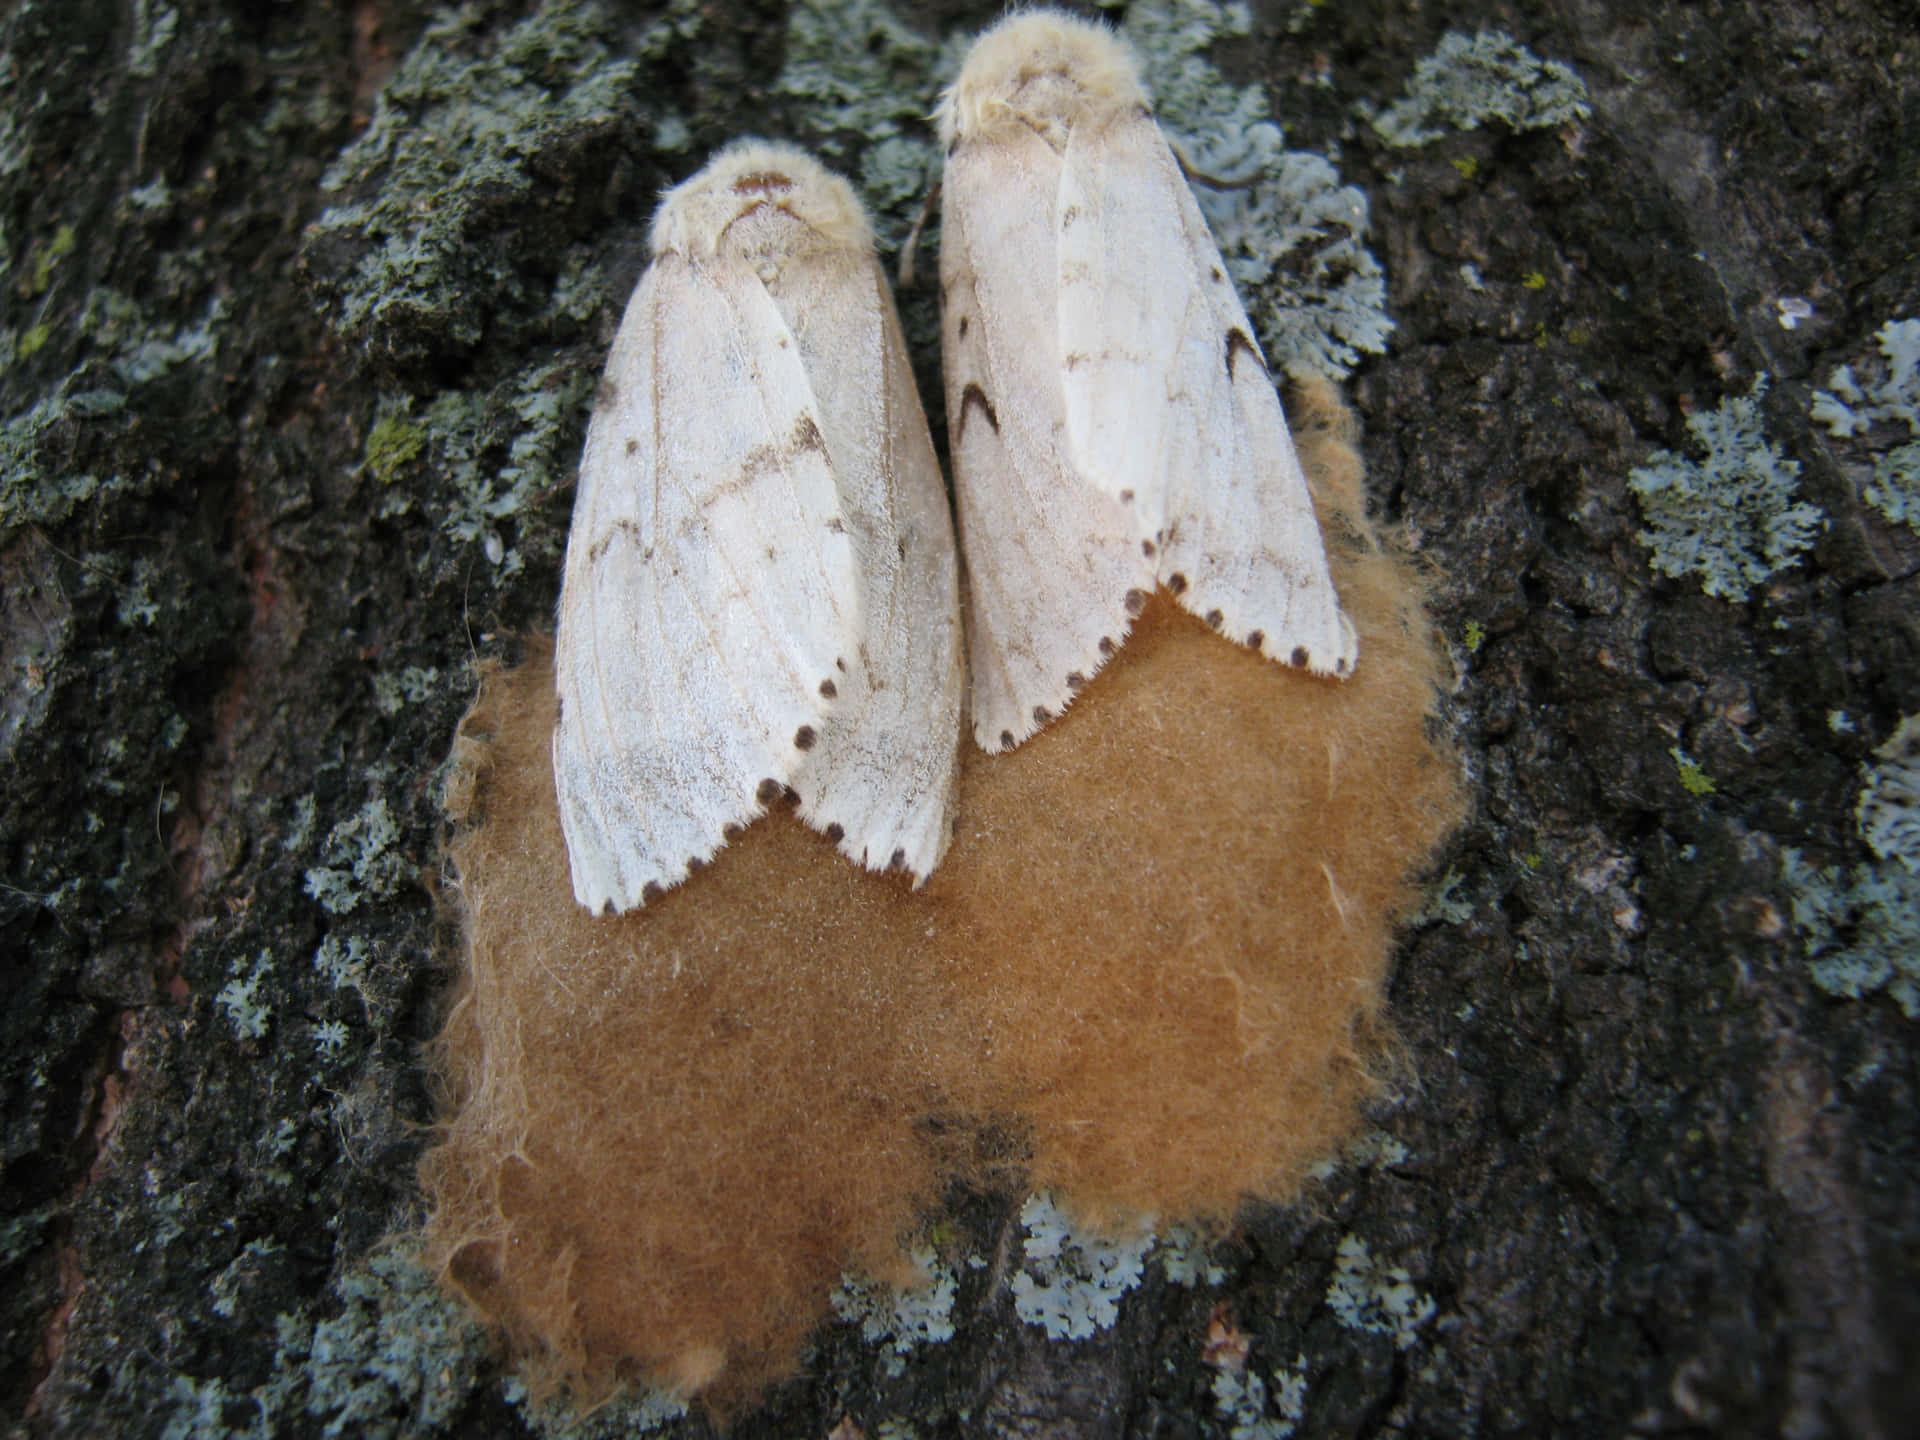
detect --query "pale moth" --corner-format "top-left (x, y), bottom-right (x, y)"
top-left (553, 140), bottom-right (964, 915)
top-left (937, 10), bottom-right (1359, 754)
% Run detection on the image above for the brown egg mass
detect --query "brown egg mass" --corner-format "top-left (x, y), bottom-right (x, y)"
top-left (418, 379), bottom-right (1465, 1409)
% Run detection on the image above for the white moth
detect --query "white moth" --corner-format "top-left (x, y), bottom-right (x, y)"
top-left (936, 10), bottom-right (1359, 754)
top-left (553, 140), bottom-right (963, 915)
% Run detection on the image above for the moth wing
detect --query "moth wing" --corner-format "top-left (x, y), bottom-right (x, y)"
top-left (772, 252), bottom-right (963, 879)
top-left (552, 252), bottom-right (860, 914)
top-left (943, 131), bottom-right (1153, 753)
top-left (1057, 111), bottom-right (1357, 676)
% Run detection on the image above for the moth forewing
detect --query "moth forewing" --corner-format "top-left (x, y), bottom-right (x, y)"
top-left (770, 244), bottom-right (966, 881)
top-left (936, 9), bottom-right (1359, 753)
top-left (552, 140), bottom-right (962, 914)
top-left (940, 125), bottom-right (1154, 754)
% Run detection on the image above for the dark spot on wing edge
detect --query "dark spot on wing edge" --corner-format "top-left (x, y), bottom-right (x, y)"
top-left (1290, 646), bottom-right (1310, 667)
top-left (756, 778), bottom-right (782, 804)
top-left (794, 725), bottom-right (817, 751)
top-left (819, 678), bottom-right (837, 699)
top-left (825, 822), bottom-right (845, 842)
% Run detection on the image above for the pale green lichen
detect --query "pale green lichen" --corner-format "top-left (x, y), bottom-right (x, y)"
top-left (1670, 746), bottom-right (1717, 797)
top-left (1373, 30), bottom-right (1591, 148)
top-left (1325, 1234), bottom-right (1434, 1349)
top-left (1010, 1193), bottom-right (1153, 1340)
top-left (362, 396), bottom-right (428, 489)
top-left (1811, 317), bottom-right (1920, 533)
top-left (1628, 376), bottom-right (1823, 601)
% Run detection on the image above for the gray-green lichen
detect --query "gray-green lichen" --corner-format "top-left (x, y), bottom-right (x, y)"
top-left (1627, 376), bottom-right (1823, 601)
top-left (303, 795), bottom-right (408, 915)
top-left (1126, 0), bottom-right (1392, 381)
top-left (1, 281), bottom-right (221, 533)
top-left (1372, 30), bottom-right (1591, 148)
top-left (776, 0), bottom-right (951, 249)
top-left (1785, 849), bottom-right (1920, 1018)
top-left (832, 1247), bottom-right (960, 1377)
top-left (1811, 317), bottom-right (1920, 533)
top-left (1010, 1192), bottom-right (1153, 1341)
top-left (1324, 1234), bottom-right (1435, 1350)
top-left (1856, 714), bottom-right (1920, 873)
top-left (303, 0), bottom-right (698, 360)
top-left (1211, 1357), bottom-right (1308, 1440)
top-left (1789, 715), bottom-right (1920, 1016)
top-left (159, 1241), bottom-right (490, 1440)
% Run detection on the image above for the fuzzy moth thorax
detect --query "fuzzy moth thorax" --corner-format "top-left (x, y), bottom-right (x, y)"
top-left (936, 10), bottom-right (1150, 148)
top-left (648, 138), bottom-right (874, 263)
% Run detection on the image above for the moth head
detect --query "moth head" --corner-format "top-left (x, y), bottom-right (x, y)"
top-left (650, 139), bottom-right (874, 263)
top-left (936, 9), bottom-right (1149, 148)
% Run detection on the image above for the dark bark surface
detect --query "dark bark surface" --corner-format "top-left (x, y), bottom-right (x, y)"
top-left (3, 1), bottom-right (1915, 1437)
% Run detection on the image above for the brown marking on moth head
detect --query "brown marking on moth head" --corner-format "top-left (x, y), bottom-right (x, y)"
top-left (1290, 646), bottom-right (1310, 668)
top-left (1246, 629), bottom-right (1264, 650)
top-left (1066, 671), bottom-right (1086, 693)
top-left (794, 725), bottom-right (818, 751)
top-left (888, 847), bottom-right (906, 871)
top-left (1205, 609), bottom-right (1224, 629)
top-left (597, 379), bottom-right (620, 407)
top-left (1032, 705), bottom-right (1053, 726)
top-left (824, 822), bottom-right (845, 843)
top-left (1124, 588), bottom-right (1148, 616)
top-left (1225, 328), bottom-right (1267, 381)
top-left (641, 880), bottom-right (664, 904)
top-left (959, 383), bottom-right (999, 438)
top-left (819, 678), bottom-right (837, 699)
top-left (1166, 572), bottom-right (1188, 595)
top-left (732, 170), bottom-right (796, 197)
top-left (1098, 635), bottom-right (1116, 658)
top-left (756, 778), bottom-right (783, 805)
top-left (999, 728), bottom-right (1015, 749)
